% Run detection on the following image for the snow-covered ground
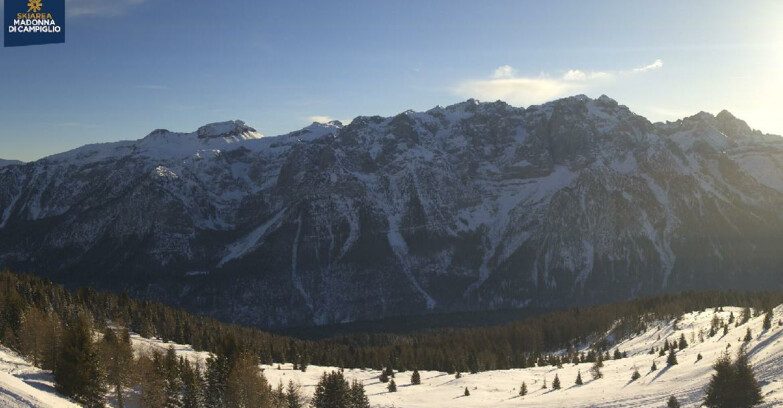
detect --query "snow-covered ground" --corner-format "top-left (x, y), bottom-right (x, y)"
top-left (2, 305), bottom-right (783, 407)
top-left (131, 304), bottom-right (783, 408)
top-left (257, 305), bottom-right (783, 408)
top-left (0, 347), bottom-right (78, 408)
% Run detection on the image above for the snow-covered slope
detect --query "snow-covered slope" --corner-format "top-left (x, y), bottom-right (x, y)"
top-left (125, 304), bottom-right (783, 408)
top-left (257, 305), bottom-right (783, 408)
top-left (4, 304), bottom-right (779, 407)
top-left (2, 96), bottom-right (783, 328)
top-left (0, 347), bottom-right (79, 408)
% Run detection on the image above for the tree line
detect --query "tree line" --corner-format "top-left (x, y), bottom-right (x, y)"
top-left (0, 269), bottom-right (780, 406)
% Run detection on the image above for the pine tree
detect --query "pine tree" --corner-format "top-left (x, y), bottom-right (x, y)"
top-left (312, 371), bottom-right (351, 408)
top-left (740, 307), bottom-right (751, 326)
top-left (697, 353), bottom-right (703, 362)
top-left (575, 370), bottom-right (583, 385)
top-left (519, 381), bottom-right (527, 396)
top-left (285, 380), bottom-right (305, 408)
top-left (180, 360), bottom-right (206, 408)
top-left (667, 348), bottom-right (678, 366)
top-left (464, 387), bottom-right (470, 396)
top-left (387, 379), bottom-right (397, 393)
top-left (163, 346), bottom-right (184, 408)
top-left (348, 379), bottom-right (371, 408)
top-left (678, 333), bottom-right (688, 349)
top-left (99, 326), bottom-right (134, 408)
top-left (299, 355), bottom-right (308, 372)
top-left (552, 373), bottom-right (561, 390)
top-left (18, 308), bottom-right (59, 368)
top-left (379, 371), bottom-right (389, 383)
top-left (733, 349), bottom-right (763, 407)
top-left (590, 359), bottom-right (603, 380)
top-left (704, 350), bottom-right (763, 408)
top-left (272, 381), bottom-right (286, 408)
top-left (744, 328), bottom-right (752, 342)
top-left (411, 369), bottom-right (421, 385)
top-left (631, 368), bottom-right (641, 381)
top-left (704, 352), bottom-right (735, 408)
top-left (205, 353), bottom-right (230, 407)
top-left (140, 351), bottom-right (167, 408)
top-left (224, 350), bottom-right (271, 408)
top-left (651, 360), bottom-right (658, 372)
top-left (763, 311), bottom-right (772, 331)
top-left (54, 313), bottom-right (106, 408)
top-left (667, 395), bottom-right (681, 408)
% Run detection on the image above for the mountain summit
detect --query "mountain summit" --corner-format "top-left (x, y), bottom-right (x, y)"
top-left (1, 95), bottom-right (782, 328)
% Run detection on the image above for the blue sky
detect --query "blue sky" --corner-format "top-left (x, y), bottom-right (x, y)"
top-left (1, 0), bottom-right (781, 161)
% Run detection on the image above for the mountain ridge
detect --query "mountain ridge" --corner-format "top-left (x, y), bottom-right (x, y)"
top-left (0, 159), bottom-right (23, 167)
top-left (2, 95), bottom-right (783, 329)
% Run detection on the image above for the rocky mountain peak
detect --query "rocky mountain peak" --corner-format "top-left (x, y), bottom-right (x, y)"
top-left (715, 109), bottom-right (753, 138)
top-left (196, 120), bottom-right (259, 140)
top-left (596, 94), bottom-right (618, 106)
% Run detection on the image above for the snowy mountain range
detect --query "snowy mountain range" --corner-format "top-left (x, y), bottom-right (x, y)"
top-left (2, 95), bottom-right (783, 329)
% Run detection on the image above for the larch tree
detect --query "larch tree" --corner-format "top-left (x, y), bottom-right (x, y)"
top-left (99, 326), bottom-right (134, 408)
top-left (54, 312), bottom-right (106, 408)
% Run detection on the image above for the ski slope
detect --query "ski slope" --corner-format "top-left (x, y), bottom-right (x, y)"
top-left (0, 346), bottom-right (79, 408)
top-left (2, 305), bottom-right (782, 407)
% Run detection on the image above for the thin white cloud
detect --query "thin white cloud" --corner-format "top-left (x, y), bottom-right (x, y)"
top-left (562, 70), bottom-right (587, 81)
top-left (632, 59), bottom-right (664, 73)
top-left (308, 116), bottom-right (333, 124)
top-left (66, 0), bottom-right (148, 18)
top-left (308, 116), bottom-right (352, 126)
top-left (455, 76), bottom-right (579, 106)
top-left (562, 70), bottom-right (611, 81)
top-left (455, 60), bottom-right (660, 105)
top-left (493, 65), bottom-right (516, 79)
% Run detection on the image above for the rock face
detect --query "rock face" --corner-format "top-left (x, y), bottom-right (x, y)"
top-left (2, 95), bottom-right (783, 329)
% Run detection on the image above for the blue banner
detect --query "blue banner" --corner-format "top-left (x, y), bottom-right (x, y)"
top-left (4, 0), bottom-right (65, 47)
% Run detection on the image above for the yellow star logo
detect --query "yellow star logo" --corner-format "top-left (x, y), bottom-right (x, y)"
top-left (27, 0), bottom-right (43, 12)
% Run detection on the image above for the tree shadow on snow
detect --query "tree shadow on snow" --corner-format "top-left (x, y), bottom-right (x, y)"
top-left (17, 372), bottom-right (59, 395)
top-left (747, 327), bottom-right (783, 358)
top-left (649, 365), bottom-right (672, 383)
